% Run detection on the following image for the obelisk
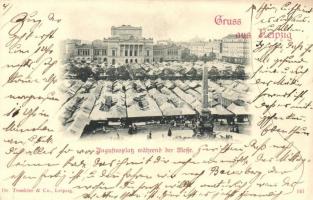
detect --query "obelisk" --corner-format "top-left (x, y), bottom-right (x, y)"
top-left (200, 64), bottom-right (213, 135)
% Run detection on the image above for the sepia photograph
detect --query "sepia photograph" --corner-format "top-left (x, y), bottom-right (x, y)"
top-left (60, 23), bottom-right (252, 140)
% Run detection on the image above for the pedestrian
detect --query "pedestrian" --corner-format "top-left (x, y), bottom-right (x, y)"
top-left (128, 125), bottom-right (133, 134)
top-left (168, 127), bottom-right (172, 137)
top-left (147, 130), bottom-right (152, 139)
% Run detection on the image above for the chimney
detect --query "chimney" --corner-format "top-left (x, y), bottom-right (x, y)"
top-left (202, 65), bottom-right (209, 111)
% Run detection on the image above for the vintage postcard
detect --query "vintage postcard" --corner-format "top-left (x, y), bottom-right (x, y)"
top-left (0, 0), bottom-right (312, 199)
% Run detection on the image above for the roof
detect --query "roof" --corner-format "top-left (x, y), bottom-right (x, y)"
top-left (209, 105), bottom-right (233, 116)
top-left (89, 89), bottom-right (127, 120)
top-left (67, 112), bottom-right (90, 135)
top-left (112, 25), bottom-right (142, 29)
top-left (222, 34), bottom-right (249, 42)
top-left (127, 96), bottom-right (163, 118)
top-left (227, 103), bottom-right (250, 115)
top-left (76, 43), bottom-right (92, 48)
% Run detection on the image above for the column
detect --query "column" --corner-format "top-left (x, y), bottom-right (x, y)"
top-left (139, 45), bottom-right (142, 56)
top-left (120, 45), bottom-right (123, 57)
top-left (130, 45), bottom-right (133, 57)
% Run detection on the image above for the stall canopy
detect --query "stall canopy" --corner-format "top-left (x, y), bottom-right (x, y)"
top-left (209, 105), bottom-right (234, 116)
top-left (227, 103), bottom-right (250, 115)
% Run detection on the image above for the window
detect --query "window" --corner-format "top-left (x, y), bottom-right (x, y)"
top-left (130, 50), bottom-right (132, 56)
top-left (134, 50), bottom-right (137, 56)
top-left (94, 49), bottom-right (100, 56)
top-left (125, 59), bottom-right (128, 63)
top-left (130, 59), bottom-right (133, 63)
top-left (125, 50), bottom-right (128, 56)
top-left (83, 50), bottom-right (90, 56)
top-left (112, 50), bottom-right (116, 56)
top-left (146, 50), bottom-right (149, 56)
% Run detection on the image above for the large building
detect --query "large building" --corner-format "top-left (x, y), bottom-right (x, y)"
top-left (178, 39), bottom-right (221, 57)
top-left (220, 34), bottom-right (249, 64)
top-left (65, 25), bottom-right (154, 65)
top-left (153, 40), bottom-right (184, 62)
top-left (62, 39), bottom-right (82, 61)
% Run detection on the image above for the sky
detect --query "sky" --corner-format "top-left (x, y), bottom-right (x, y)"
top-left (57, 0), bottom-right (251, 42)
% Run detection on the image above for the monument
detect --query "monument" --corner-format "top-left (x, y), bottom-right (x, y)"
top-left (199, 65), bottom-right (214, 135)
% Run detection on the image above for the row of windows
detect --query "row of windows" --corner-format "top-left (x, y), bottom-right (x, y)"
top-left (123, 50), bottom-right (139, 56)
top-left (223, 45), bottom-right (249, 49)
top-left (78, 49), bottom-right (107, 56)
top-left (94, 49), bottom-right (107, 56)
top-left (78, 49), bottom-right (90, 56)
top-left (154, 49), bottom-right (179, 56)
top-left (167, 49), bottom-right (178, 56)
top-left (124, 59), bottom-right (150, 63)
top-left (154, 50), bottom-right (163, 56)
top-left (78, 49), bottom-right (151, 57)
top-left (112, 50), bottom-right (149, 57)
top-left (120, 45), bottom-right (143, 50)
top-left (125, 59), bottom-right (138, 63)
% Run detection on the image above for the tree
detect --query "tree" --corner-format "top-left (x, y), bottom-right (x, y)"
top-left (67, 63), bottom-right (79, 76)
top-left (106, 67), bottom-right (116, 79)
top-left (162, 68), bottom-right (175, 77)
top-left (92, 66), bottom-right (103, 80)
top-left (200, 53), bottom-right (216, 62)
top-left (200, 54), bottom-right (209, 62)
top-left (181, 50), bottom-right (198, 62)
top-left (233, 65), bottom-right (245, 79)
top-left (221, 66), bottom-right (232, 79)
top-left (78, 66), bottom-right (93, 82)
top-left (208, 66), bottom-right (219, 80)
top-left (117, 65), bottom-right (130, 79)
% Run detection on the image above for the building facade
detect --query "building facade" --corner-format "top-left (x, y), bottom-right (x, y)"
top-left (63, 28), bottom-right (249, 65)
top-left (62, 39), bottom-right (82, 61)
top-left (220, 34), bottom-right (249, 64)
top-left (153, 40), bottom-right (184, 62)
top-left (65, 25), bottom-right (154, 65)
top-left (178, 39), bottom-right (221, 57)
